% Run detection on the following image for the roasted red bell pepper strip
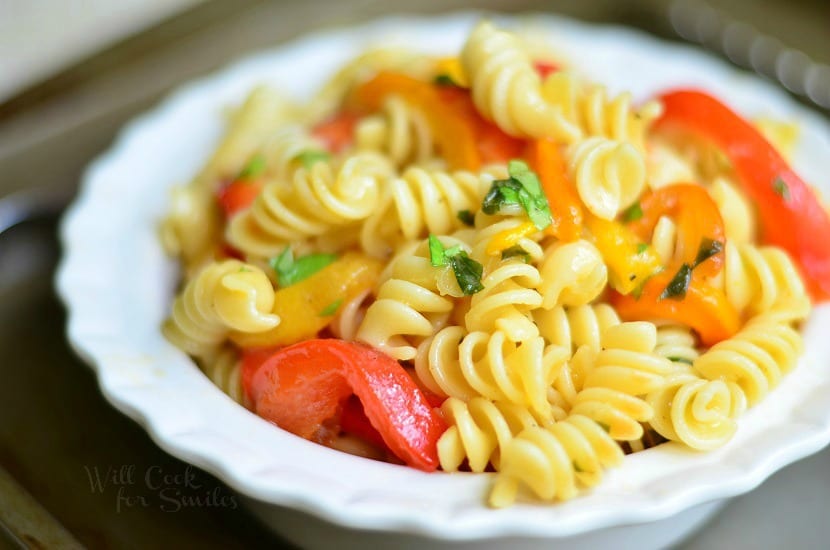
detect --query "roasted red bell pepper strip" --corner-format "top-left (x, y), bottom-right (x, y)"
top-left (242, 339), bottom-right (446, 471)
top-left (217, 179), bottom-right (263, 217)
top-left (657, 89), bottom-right (830, 300)
top-left (533, 60), bottom-right (560, 79)
top-left (339, 395), bottom-right (388, 451)
top-left (525, 138), bottom-right (583, 241)
top-left (628, 183), bottom-right (726, 279)
top-left (312, 111), bottom-right (359, 153)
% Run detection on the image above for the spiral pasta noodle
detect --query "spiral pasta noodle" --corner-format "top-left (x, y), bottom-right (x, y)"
top-left (416, 326), bottom-right (569, 415)
top-left (200, 346), bottom-right (247, 406)
top-left (721, 241), bottom-right (811, 321)
top-left (693, 314), bottom-right (803, 406)
top-left (461, 21), bottom-right (582, 142)
top-left (163, 260), bottom-right (280, 358)
top-left (533, 303), bottom-right (621, 353)
top-left (355, 95), bottom-right (434, 168)
top-left (567, 136), bottom-right (647, 220)
top-left (360, 167), bottom-right (488, 258)
top-left (647, 372), bottom-right (746, 450)
top-left (537, 239), bottom-right (608, 309)
top-left (227, 152), bottom-right (393, 258)
top-left (437, 396), bottom-right (558, 473)
top-left (490, 415), bottom-right (624, 506)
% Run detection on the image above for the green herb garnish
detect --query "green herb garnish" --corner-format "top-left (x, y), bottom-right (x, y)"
top-left (270, 247), bottom-right (337, 287)
top-left (693, 238), bottom-right (723, 268)
top-left (481, 160), bottom-right (552, 231)
top-left (636, 243), bottom-right (649, 254)
top-left (238, 154), bottom-right (266, 179)
top-left (428, 234), bottom-right (446, 267)
top-left (622, 202), bottom-right (644, 222)
top-left (433, 74), bottom-right (458, 87)
top-left (457, 209), bottom-right (475, 227)
top-left (427, 234), bottom-right (485, 295)
top-left (319, 298), bottom-right (344, 317)
top-left (659, 263), bottom-right (693, 300)
top-left (296, 150), bottom-right (331, 169)
top-left (773, 176), bottom-right (791, 202)
top-left (667, 356), bottom-right (694, 365)
top-left (501, 245), bottom-right (530, 263)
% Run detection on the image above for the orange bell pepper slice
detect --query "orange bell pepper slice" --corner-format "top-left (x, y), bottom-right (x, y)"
top-left (612, 269), bottom-right (740, 347)
top-left (628, 183), bottom-right (726, 279)
top-left (524, 138), bottom-right (583, 241)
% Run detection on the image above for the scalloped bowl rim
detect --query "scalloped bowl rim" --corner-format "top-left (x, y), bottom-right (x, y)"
top-left (56, 11), bottom-right (830, 541)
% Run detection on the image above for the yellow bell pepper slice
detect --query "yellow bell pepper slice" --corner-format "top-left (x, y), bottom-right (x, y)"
top-left (585, 215), bottom-right (662, 295)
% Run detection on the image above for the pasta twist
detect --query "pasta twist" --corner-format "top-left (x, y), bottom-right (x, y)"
top-left (489, 415), bottom-right (624, 506)
top-left (693, 313), bottom-right (803, 406)
top-left (355, 236), bottom-right (468, 360)
top-left (537, 239), bottom-right (608, 309)
top-left (360, 167), bottom-right (488, 258)
top-left (533, 303), bottom-right (621, 353)
top-left (415, 326), bottom-right (569, 416)
top-left (437, 397), bottom-right (557, 473)
top-left (564, 76), bottom-right (662, 152)
top-left (465, 258), bottom-right (543, 343)
top-left (163, 260), bottom-right (280, 358)
top-left (654, 324), bottom-right (700, 367)
top-left (259, 125), bottom-right (328, 181)
top-left (708, 177), bottom-right (756, 244)
top-left (647, 372), bottom-right (746, 450)
top-left (571, 322), bottom-right (674, 440)
top-left (354, 95), bottom-right (434, 168)
top-left (200, 346), bottom-right (248, 407)
top-left (461, 21), bottom-right (581, 142)
top-left (721, 241), bottom-right (811, 321)
top-left (227, 152), bottom-right (393, 258)
top-left (468, 214), bottom-right (543, 263)
top-left (159, 184), bottom-right (221, 277)
top-left (567, 136), bottom-right (647, 220)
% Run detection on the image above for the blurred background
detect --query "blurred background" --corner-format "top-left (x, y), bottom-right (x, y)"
top-left (0, 1), bottom-right (827, 548)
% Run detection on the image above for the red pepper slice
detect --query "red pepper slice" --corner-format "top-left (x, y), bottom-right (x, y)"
top-left (312, 111), bottom-right (359, 153)
top-left (216, 179), bottom-right (263, 217)
top-left (657, 89), bottom-right (830, 300)
top-left (339, 395), bottom-right (388, 451)
top-left (533, 60), bottom-right (560, 79)
top-left (242, 339), bottom-right (446, 471)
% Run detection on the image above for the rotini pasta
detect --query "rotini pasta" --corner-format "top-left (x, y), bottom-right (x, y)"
top-left (567, 136), bottom-right (647, 220)
top-left (163, 260), bottom-right (280, 358)
top-left (159, 19), bottom-right (821, 509)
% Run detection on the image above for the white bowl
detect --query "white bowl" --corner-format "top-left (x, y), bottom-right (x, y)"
top-left (56, 11), bottom-right (830, 550)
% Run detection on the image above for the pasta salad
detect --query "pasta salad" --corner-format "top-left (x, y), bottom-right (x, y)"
top-left (160, 21), bottom-right (830, 507)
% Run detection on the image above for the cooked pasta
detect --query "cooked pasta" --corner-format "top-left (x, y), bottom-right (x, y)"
top-left (567, 136), bottom-right (647, 220)
top-left (163, 260), bottom-right (280, 358)
top-left (354, 95), bottom-right (435, 168)
top-left (461, 21), bottom-right (582, 142)
top-left (160, 19), bottom-right (822, 509)
top-left (227, 152), bottom-right (393, 258)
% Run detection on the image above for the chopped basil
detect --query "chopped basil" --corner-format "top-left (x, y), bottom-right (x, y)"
top-left (296, 150), bottom-right (331, 169)
top-left (238, 154), bottom-right (266, 179)
top-left (448, 252), bottom-right (485, 295)
top-left (501, 245), bottom-right (530, 263)
top-left (238, 266), bottom-right (252, 273)
top-left (667, 356), bottom-right (694, 365)
top-left (433, 74), bottom-right (457, 87)
top-left (636, 243), bottom-right (649, 254)
top-left (457, 209), bottom-right (475, 227)
top-left (427, 234), bottom-right (484, 295)
top-left (693, 238), bottom-right (724, 268)
top-left (773, 176), bottom-right (791, 202)
top-left (270, 247), bottom-right (337, 288)
top-left (428, 234), bottom-right (446, 267)
top-left (319, 298), bottom-right (344, 317)
top-left (481, 160), bottom-right (552, 231)
top-left (622, 202), bottom-right (644, 222)
top-left (660, 263), bottom-right (693, 300)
